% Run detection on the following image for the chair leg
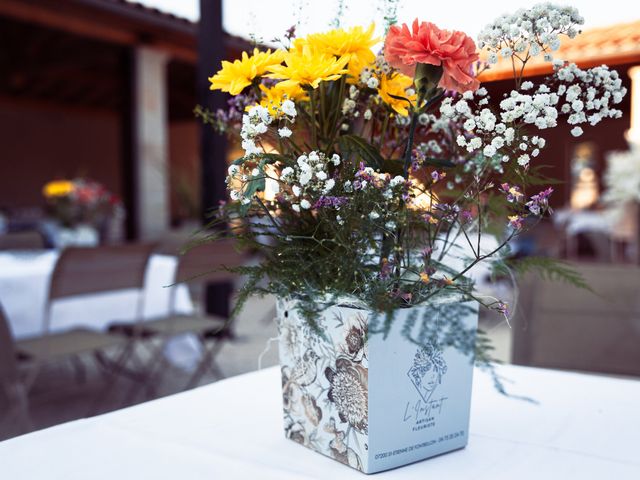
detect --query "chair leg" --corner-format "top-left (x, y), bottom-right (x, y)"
top-left (184, 338), bottom-right (225, 390)
top-left (70, 355), bottom-right (87, 385)
top-left (89, 341), bottom-right (137, 416)
top-left (123, 339), bottom-right (166, 404)
top-left (0, 381), bottom-right (34, 435)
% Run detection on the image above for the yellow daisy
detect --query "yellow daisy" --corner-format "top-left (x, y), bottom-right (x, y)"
top-left (258, 83), bottom-right (307, 116)
top-left (209, 48), bottom-right (285, 95)
top-left (378, 73), bottom-right (417, 116)
top-left (43, 180), bottom-right (74, 198)
top-left (305, 23), bottom-right (378, 68)
top-left (266, 45), bottom-right (349, 89)
top-left (345, 57), bottom-right (374, 84)
top-left (288, 37), bottom-right (309, 54)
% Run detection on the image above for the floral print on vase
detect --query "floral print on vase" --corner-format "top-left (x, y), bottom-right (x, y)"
top-left (277, 299), bottom-right (368, 472)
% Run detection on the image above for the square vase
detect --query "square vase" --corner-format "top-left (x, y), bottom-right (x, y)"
top-left (276, 297), bottom-right (478, 474)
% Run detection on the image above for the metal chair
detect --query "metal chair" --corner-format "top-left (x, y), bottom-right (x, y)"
top-left (0, 231), bottom-right (45, 250)
top-left (15, 244), bottom-right (155, 399)
top-left (0, 301), bottom-right (33, 435)
top-left (113, 240), bottom-right (247, 392)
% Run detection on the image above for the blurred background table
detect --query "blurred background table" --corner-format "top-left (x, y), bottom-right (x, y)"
top-left (0, 364), bottom-right (637, 479)
top-left (0, 250), bottom-right (193, 339)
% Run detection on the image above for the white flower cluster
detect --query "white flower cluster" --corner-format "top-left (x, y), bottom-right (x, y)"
top-left (225, 163), bottom-right (255, 205)
top-left (478, 3), bottom-right (584, 64)
top-left (497, 63), bottom-right (626, 139)
top-left (441, 88), bottom-right (544, 169)
top-left (240, 105), bottom-right (272, 156)
top-left (553, 62), bottom-right (627, 136)
top-left (239, 101), bottom-right (297, 156)
top-left (441, 60), bottom-right (627, 168)
top-left (498, 87), bottom-right (559, 130)
top-left (359, 54), bottom-right (392, 85)
top-left (279, 151), bottom-right (340, 212)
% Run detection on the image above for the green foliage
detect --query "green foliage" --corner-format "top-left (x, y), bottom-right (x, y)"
top-left (338, 134), bottom-right (384, 169)
top-left (500, 256), bottom-right (594, 293)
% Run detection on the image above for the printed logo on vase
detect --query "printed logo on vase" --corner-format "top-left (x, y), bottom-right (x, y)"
top-left (408, 344), bottom-right (448, 404)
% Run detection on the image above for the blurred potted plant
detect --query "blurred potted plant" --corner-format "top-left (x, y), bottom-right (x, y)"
top-left (42, 178), bottom-right (122, 248)
top-left (200, 3), bottom-right (626, 473)
top-left (602, 146), bottom-right (640, 260)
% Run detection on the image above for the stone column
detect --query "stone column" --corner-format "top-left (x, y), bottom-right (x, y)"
top-left (134, 46), bottom-right (169, 240)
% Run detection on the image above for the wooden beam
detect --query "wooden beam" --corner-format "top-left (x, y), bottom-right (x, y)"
top-left (0, 1), bottom-right (136, 45)
top-left (198, 0), bottom-right (234, 325)
top-left (0, 0), bottom-right (197, 63)
top-left (198, 0), bottom-right (228, 218)
top-left (120, 49), bottom-right (138, 240)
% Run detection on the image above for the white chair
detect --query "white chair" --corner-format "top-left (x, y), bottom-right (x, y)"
top-left (15, 245), bottom-right (155, 412)
top-left (111, 240), bottom-right (247, 394)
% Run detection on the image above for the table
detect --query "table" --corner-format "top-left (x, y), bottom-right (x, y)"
top-left (0, 365), bottom-right (638, 479)
top-left (0, 250), bottom-right (193, 339)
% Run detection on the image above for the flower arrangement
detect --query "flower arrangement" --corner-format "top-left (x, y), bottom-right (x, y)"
top-left (201, 4), bottom-right (626, 362)
top-left (43, 178), bottom-right (121, 229)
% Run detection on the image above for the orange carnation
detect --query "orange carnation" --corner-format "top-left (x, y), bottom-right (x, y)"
top-left (384, 19), bottom-right (480, 93)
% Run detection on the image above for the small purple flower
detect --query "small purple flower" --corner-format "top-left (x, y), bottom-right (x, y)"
top-left (433, 203), bottom-right (459, 221)
top-left (500, 183), bottom-right (524, 203)
top-left (526, 187), bottom-right (554, 216)
top-left (423, 213), bottom-right (439, 225)
top-left (508, 215), bottom-right (524, 230)
top-left (313, 196), bottom-right (349, 209)
top-left (496, 302), bottom-right (509, 318)
top-left (431, 171), bottom-right (446, 183)
top-left (461, 210), bottom-right (473, 222)
top-left (379, 258), bottom-right (393, 280)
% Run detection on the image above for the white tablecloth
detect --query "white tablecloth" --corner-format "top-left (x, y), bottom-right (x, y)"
top-left (0, 251), bottom-right (193, 339)
top-left (0, 365), bottom-right (638, 479)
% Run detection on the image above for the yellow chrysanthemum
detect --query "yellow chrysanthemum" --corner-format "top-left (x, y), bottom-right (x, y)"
top-left (345, 57), bottom-right (374, 85)
top-left (266, 46), bottom-right (349, 89)
top-left (305, 23), bottom-right (378, 68)
top-left (209, 48), bottom-right (285, 95)
top-left (289, 37), bottom-right (309, 54)
top-left (258, 83), bottom-right (307, 116)
top-left (378, 73), bottom-right (417, 116)
top-left (43, 180), bottom-right (74, 198)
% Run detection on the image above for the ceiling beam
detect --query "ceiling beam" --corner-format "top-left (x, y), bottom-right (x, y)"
top-left (0, 0), bottom-right (197, 63)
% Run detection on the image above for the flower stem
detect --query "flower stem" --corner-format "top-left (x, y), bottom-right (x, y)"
top-left (402, 111), bottom-right (419, 178)
top-left (309, 89), bottom-right (318, 148)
